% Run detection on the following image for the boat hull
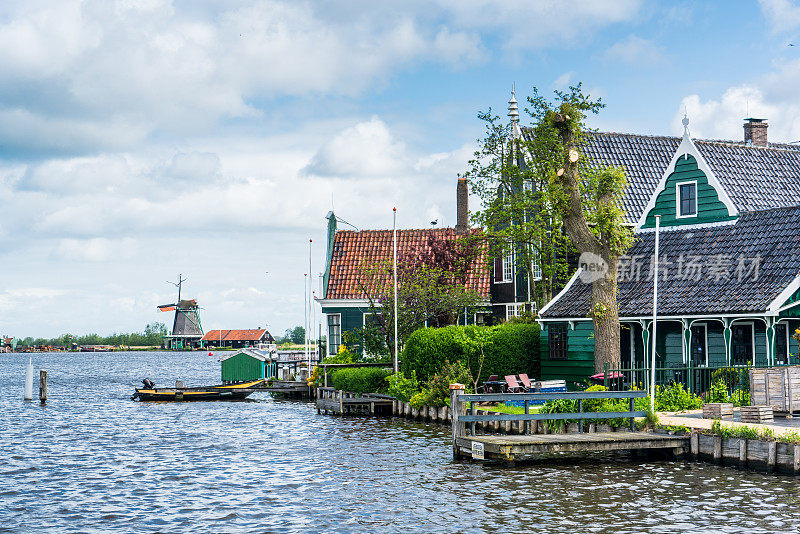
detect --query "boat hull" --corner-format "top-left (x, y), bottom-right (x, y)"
top-left (133, 379), bottom-right (265, 402)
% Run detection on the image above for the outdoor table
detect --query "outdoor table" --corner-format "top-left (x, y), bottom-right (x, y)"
top-left (483, 380), bottom-right (506, 393)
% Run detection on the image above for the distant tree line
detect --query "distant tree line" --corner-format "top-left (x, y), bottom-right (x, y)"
top-left (17, 322), bottom-right (168, 348)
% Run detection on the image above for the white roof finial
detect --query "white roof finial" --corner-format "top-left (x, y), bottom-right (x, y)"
top-left (508, 84), bottom-right (519, 124)
top-left (682, 112), bottom-right (690, 139)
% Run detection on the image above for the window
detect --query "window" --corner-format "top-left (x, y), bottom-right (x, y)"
top-left (327, 314), bottom-right (341, 355)
top-left (731, 322), bottom-right (754, 365)
top-left (506, 303), bottom-right (522, 319)
top-left (776, 324), bottom-right (789, 365)
top-left (502, 252), bottom-right (513, 282)
top-left (677, 181), bottom-right (697, 218)
top-left (690, 323), bottom-right (707, 366)
top-left (549, 324), bottom-right (568, 360)
top-left (530, 258), bottom-right (542, 281)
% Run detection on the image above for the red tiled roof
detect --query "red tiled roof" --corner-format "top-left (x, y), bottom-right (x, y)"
top-left (202, 329), bottom-right (270, 342)
top-left (325, 227), bottom-right (490, 300)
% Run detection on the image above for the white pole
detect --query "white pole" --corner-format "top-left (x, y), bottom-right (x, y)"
top-left (393, 207), bottom-right (399, 374)
top-left (24, 356), bottom-right (33, 400)
top-left (309, 239), bottom-right (313, 370)
top-left (304, 272), bottom-right (309, 377)
top-left (650, 215), bottom-right (661, 412)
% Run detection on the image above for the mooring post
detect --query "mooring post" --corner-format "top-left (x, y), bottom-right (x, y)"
top-left (629, 397), bottom-right (636, 431)
top-left (450, 383), bottom-right (466, 460)
top-left (524, 400), bottom-right (530, 434)
top-left (691, 432), bottom-right (699, 458)
top-left (39, 370), bottom-right (47, 404)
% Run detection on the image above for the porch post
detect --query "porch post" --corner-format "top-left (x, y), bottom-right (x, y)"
top-left (723, 318), bottom-right (732, 366)
top-left (639, 319), bottom-right (651, 392)
top-left (766, 316), bottom-right (775, 367)
top-left (682, 319), bottom-right (691, 393)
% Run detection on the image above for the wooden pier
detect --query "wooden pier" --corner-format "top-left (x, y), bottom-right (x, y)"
top-left (450, 385), bottom-right (689, 464)
top-left (316, 387), bottom-right (394, 415)
top-left (264, 380), bottom-right (312, 398)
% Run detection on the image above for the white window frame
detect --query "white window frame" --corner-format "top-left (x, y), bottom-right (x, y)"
top-left (675, 180), bottom-right (698, 219)
top-left (530, 258), bottom-right (542, 281)
top-left (505, 303), bottom-right (523, 320)
top-left (501, 251), bottom-right (513, 283)
top-left (690, 322), bottom-right (709, 367)
top-left (730, 321), bottom-right (756, 366)
top-left (327, 313), bottom-right (341, 356)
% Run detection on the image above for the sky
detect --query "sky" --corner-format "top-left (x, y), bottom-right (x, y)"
top-left (2, 0), bottom-right (800, 339)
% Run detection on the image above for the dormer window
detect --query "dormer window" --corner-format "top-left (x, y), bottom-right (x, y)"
top-left (676, 181), bottom-right (697, 218)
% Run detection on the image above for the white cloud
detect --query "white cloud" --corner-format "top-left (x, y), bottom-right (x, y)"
top-left (54, 237), bottom-right (139, 262)
top-left (553, 71), bottom-right (576, 90)
top-left (603, 35), bottom-right (667, 66)
top-left (759, 0), bottom-right (800, 35)
top-left (302, 117), bottom-right (409, 178)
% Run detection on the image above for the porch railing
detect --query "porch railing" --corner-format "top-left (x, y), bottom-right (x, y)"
top-left (598, 361), bottom-right (791, 396)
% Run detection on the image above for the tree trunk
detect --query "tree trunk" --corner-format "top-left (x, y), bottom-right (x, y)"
top-left (592, 257), bottom-right (621, 373)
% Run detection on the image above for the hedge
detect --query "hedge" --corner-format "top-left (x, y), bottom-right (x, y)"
top-left (400, 323), bottom-right (540, 384)
top-left (330, 367), bottom-right (393, 394)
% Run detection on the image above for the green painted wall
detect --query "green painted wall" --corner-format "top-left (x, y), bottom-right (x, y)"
top-left (540, 322), bottom-right (594, 389)
top-left (641, 154), bottom-right (736, 228)
top-left (707, 323), bottom-right (726, 367)
top-left (221, 352), bottom-right (264, 382)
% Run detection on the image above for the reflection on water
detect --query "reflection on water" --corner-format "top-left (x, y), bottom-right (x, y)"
top-left (2, 351), bottom-right (800, 533)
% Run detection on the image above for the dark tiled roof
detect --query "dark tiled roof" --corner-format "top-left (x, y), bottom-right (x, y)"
top-left (540, 206), bottom-right (800, 318)
top-left (522, 129), bottom-right (800, 222)
top-left (202, 329), bottom-right (272, 342)
top-left (325, 228), bottom-right (490, 300)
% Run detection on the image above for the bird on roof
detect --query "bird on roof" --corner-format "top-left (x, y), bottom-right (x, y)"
top-left (430, 219), bottom-right (438, 226)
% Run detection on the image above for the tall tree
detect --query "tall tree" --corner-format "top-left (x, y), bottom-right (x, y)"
top-left (528, 84), bottom-right (634, 372)
top-left (464, 109), bottom-right (573, 312)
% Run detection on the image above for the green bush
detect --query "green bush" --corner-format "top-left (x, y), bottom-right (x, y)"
top-left (655, 382), bottom-right (703, 412)
top-left (409, 360), bottom-right (473, 408)
top-left (401, 323), bottom-right (540, 383)
top-left (705, 379), bottom-right (728, 404)
top-left (729, 389), bottom-right (750, 407)
top-left (330, 367), bottom-right (392, 394)
top-left (385, 371), bottom-right (420, 402)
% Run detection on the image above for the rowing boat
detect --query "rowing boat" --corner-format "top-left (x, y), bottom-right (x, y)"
top-left (132, 379), bottom-right (266, 401)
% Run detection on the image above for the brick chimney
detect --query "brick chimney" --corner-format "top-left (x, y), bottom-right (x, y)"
top-left (744, 118), bottom-right (768, 147)
top-left (456, 177), bottom-right (468, 233)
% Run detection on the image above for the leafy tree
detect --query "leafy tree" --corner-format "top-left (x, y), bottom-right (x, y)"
top-left (528, 84), bottom-right (634, 372)
top-left (464, 110), bottom-right (573, 311)
top-left (357, 233), bottom-right (484, 356)
top-left (288, 326), bottom-right (306, 344)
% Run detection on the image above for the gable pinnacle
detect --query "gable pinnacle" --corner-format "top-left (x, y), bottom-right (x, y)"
top-left (682, 113), bottom-right (690, 139)
top-left (508, 85), bottom-right (519, 123)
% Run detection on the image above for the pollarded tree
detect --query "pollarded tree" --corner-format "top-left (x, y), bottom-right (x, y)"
top-left (527, 84), bottom-right (634, 372)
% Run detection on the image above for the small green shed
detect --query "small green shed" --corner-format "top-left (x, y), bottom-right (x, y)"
top-left (220, 350), bottom-right (268, 383)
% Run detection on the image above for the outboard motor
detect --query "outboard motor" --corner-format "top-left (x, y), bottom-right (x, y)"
top-left (142, 378), bottom-right (155, 389)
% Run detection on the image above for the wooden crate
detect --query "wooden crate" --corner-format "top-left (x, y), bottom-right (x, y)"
top-left (749, 367), bottom-right (800, 414)
top-left (740, 405), bottom-right (774, 424)
top-left (703, 403), bottom-right (734, 420)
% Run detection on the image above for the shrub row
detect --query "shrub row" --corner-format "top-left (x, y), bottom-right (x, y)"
top-left (330, 367), bottom-right (393, 394)
top-left (401, 323), bottom-right (540, 383)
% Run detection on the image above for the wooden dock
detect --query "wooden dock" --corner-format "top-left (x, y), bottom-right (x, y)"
top-left (316, 387), bottom-right (394, 415)
top-left (265, 380), bottom-right (311, 398)
top-left (456, 432), bottom-right (688, 462)
top-left (450, 385), bottom-right (689, 464)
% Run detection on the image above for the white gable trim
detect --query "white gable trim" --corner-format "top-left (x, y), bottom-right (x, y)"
top-left (635, 132), bottom-right (738, 230)
top-left (767, 274), bottom-right (800, 312)
top-left (635, 218), bottom-right (737, 233)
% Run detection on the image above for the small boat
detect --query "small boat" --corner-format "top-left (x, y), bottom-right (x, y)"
top-left (132, 379), bottom-right (266, 401)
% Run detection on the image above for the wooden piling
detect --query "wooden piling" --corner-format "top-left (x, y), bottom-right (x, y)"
top-left (713, 436), bottom-right (723, 464)
top-left (450, 384), bottom-right (466, 460)
top-left (691, 432), bottom-right (699, 457)
top-left (39, 370), bottom-right (47, 404)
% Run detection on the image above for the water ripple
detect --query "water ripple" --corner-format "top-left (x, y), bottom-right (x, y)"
top-left (3, 351), bottom-right (800, 532)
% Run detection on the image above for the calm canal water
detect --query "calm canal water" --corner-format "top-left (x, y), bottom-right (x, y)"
top-left (3, 351), bottom-right (800, 533)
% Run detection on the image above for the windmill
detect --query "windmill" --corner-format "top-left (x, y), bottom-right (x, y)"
top-left (158, 274), bottom-right (204, 349)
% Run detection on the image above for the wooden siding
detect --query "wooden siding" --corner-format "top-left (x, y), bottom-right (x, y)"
top-left (641, 154), bottom-right (736, 228)
top-left (540, 322), bottom-right (594, 389)
top-left (221, 352), bottom-right (264, 382)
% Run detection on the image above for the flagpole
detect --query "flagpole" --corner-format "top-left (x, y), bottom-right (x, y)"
top-left (393, 208), bottom-right (399, 374)
top-left (650, 215), bottom-right (661, 412)
top-left (304, 272), bottom-right (308, 377)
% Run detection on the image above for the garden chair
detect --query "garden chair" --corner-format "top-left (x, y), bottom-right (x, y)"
top-left (482, 375), bottom-right (500, 393)
top-left (505, 374), bottom-right (527, 393)
top-left (518, 373), bottom-right (533, 390)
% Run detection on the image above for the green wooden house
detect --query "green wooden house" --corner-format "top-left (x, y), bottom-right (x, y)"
top-left (538, 118), bottom-right (800, 386)
top-left (220, 349), bottom-right (276, 383)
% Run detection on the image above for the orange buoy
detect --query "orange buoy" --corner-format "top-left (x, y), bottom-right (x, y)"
top-left (208, 352), bottom-right (213, 356)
